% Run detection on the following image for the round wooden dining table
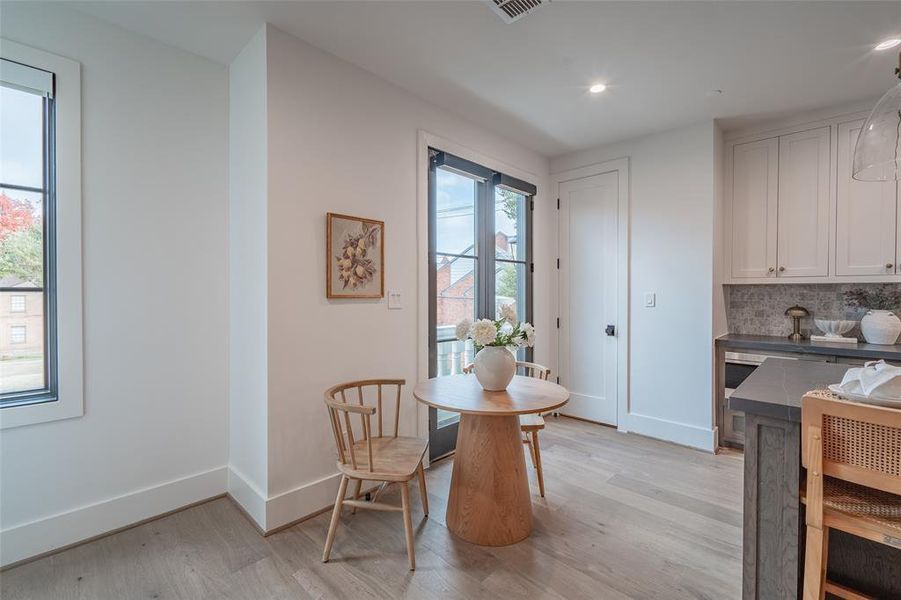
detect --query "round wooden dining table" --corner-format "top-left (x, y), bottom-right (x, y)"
top-left (413, 374), bottom-right (569, 546)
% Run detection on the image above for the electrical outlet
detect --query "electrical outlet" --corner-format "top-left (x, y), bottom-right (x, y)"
top-left (644, 292), bottom-right (656, 308)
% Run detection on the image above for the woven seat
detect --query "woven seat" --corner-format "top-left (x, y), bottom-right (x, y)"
top-left (802, 476), bottom-right (901, 534)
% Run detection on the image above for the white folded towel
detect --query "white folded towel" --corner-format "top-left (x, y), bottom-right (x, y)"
top-left (838, 360), bottom-right (901, 399)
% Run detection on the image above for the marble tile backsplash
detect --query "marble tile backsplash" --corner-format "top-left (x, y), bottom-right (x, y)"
top-left (724, 283), bottom-right (901, 339)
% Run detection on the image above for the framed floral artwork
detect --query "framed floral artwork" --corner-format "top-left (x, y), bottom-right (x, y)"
top-left (326, 213), bottom-right (385, 298)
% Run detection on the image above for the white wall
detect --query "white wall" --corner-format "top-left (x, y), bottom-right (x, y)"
top-left (259, 25), bottom-right (550, 528)
top-left (551, 122), bottom-right (718, 450)
top-left (0, 4), bottom-right (229, 565)
top-left (227, 26), bottom-right (269, 529)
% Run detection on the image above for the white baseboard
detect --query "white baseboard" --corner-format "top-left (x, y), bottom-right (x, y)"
top-left (227, 465), bottom-right (267, 531)
top-left (265, 472), bottom-right (342, 531)
top-left (623, 413), bottom-right (717, 452)
top-left (227, 467), bottom-right (344, 533)
top-left (0, 466), bottom-right (227, 568)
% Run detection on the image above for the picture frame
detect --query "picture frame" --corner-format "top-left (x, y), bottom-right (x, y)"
top-left (326, 213), bottom-right (385, 299)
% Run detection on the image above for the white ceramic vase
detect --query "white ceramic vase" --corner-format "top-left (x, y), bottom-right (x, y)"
top-left (860, 310), bottom-right (901, 345)
top-left (473, 346), bottom-right (516, 391)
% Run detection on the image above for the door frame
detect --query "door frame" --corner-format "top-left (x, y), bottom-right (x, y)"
top-left (552, 158), bottom-right (630, 432)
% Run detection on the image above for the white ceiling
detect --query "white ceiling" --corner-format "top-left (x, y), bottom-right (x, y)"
top-left (63, 1), bottom-right (901, 157)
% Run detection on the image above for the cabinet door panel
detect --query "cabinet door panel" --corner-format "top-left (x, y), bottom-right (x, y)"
top-left (731, 138), bottom-right (778, 279)
top-left (836, 120), bottom-right (897, 276)
top-left (777, 127), bottom-right (830, 277)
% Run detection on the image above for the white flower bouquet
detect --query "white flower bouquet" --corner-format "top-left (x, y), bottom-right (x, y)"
top-left (455, 304), bottom-right (535, 350)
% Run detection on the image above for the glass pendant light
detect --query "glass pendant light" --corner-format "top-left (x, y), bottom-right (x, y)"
top-left (853, 51), bottom-right (901, 181)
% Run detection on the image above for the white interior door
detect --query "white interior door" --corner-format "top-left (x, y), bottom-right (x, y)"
top-left (558, 172), bottom-right (618, 425)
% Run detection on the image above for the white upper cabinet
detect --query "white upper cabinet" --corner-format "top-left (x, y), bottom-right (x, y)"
top-left (776, 127), bottom-right (830, 278)
top-left (835, 119), bottom-right (897, 276)
top-left (725, 111), bottom-right (901, 284)
top-left (730, 138), bottom-right (778, 278)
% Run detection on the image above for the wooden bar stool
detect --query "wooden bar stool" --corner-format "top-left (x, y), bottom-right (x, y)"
top-left (322, 379), bottom-right (428, 570)
top-left (464, 360), bottom-right (552, 497)
top-left (800, 391), bottom-right (901, 600)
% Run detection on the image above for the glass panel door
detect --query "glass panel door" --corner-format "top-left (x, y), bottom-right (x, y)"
top-left (427, 150), bottom-right (533, 460)
top-left (428, 160), bottom-right (478, 458)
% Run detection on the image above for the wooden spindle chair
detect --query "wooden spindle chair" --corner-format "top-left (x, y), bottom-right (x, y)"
top-left (322, 379), bottom-right (428, 570)
top-left (463, 360), bottom-right (553, 497)
top-left (800, 391), bottom-right (901, 600)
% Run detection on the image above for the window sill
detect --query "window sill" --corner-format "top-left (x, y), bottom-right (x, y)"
top-left (0, 393), bottom-right (82, 429)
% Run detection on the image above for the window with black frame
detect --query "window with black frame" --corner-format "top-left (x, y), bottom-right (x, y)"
top-left (427, 149), bottom-right (535, 459)
top-left (0, 58), bottom-right (57, 407)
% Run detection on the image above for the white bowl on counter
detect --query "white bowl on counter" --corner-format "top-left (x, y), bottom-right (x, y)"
top-left (814, 319), bottom-right (857, 338)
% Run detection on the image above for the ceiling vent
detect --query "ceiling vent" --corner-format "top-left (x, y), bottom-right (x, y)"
top-left (484, 0), bottom-right (548, 24)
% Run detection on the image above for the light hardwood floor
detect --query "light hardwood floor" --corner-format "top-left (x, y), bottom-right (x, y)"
top-left (0, 418), bottom-right (743, 600)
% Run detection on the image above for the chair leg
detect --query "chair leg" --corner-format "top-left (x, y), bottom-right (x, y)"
top-left (322, 475), bottom-right (349, 563)
top-left (417, 462), bottom-right (429, 517)
top-left (400, 482), bottom-right (416, 570)
top-left (532, 431), bottom-right (545, 498)
top-left (802, 525), bottom-right (829, 600)
top-left (524, 433), bottom-right (536, 468)
top-left (350, 479), bottom-right (362, 514)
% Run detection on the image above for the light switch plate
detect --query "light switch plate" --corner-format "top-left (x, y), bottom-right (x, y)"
top-left (388, 291), bottom-right (402, 309)
top-left (644, 292), bottom-right (656, 308)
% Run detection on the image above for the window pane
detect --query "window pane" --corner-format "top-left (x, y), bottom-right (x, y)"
top-left (435, 167), bottom-right (477, 256)
top-left (0, 290), bottom-right (45, 394)
top-left (435, 254), bottom-right (476, 337)
top-left (495, 261), bottom-right (525, 320)
top-left (0, 188), bottom-right (44, 286)
top-left (495, 261), bottom-right (527, 361)
top-left (495, 188), bottom-right (526, 261)
top-left (0, 86), bottom-right (44, 189)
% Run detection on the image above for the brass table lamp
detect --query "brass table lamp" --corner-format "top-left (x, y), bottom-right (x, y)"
top-left (785, 305), bottom-right (810, 342)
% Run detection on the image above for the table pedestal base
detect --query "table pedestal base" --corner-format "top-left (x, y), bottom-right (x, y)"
top-left (446, 414), bottom-right (532, 546)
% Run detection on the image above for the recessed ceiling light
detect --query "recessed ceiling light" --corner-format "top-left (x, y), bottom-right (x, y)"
top-left (589, 83), bottom-right (606, 94)
top-left (875, 38), bottom-right (901, 51)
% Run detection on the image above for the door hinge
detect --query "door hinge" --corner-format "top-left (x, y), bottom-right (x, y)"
top-left (557, 198), bottom-right (560, 209)
top-left (530, 199), bottom-right (534, 211)
top-left (556, 317), bottom-right (560, 328)
top-left (556, 376), bottom-right (560, 384)
top-left (556, 258), bottom-right (560, 269)
top-left (530, 263), bottom-right (534, 273)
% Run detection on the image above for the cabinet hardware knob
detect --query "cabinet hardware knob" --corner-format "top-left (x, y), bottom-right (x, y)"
top-left (778, 266), bottom-right (785, 272)
top-left (768, 267), bottom-right (775, 273)
top-left (887, 263), bottom-right (894, 269)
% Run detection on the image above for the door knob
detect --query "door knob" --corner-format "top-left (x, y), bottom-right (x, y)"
top-left (605, 325), bottom-right (616, 336)
top-left (887, 263), bottom-right (894, 269)
top-left (768, 267), bottom-right (775, 273)
top-left (778, 266), bottom-right (786, 272)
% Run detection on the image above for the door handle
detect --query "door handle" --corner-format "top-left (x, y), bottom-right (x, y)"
top-left (605, 325), bottom-right (616, 337)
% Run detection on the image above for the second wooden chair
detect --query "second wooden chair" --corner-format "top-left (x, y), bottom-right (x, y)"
top-left (463, 360), bottom-right (552, 497)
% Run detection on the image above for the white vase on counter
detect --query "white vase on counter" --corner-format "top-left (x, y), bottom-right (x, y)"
top-left (860, 310), bottom-right (901, 345)
top-left (473, 346), bottom-right (516, 391)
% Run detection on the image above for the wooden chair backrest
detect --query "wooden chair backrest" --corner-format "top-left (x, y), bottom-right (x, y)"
top-left (324, 379), bottom-right (405, 473)
top-left (801, 391), bottom-right (901, 495)
top-left (462, 361), bottom-right (551, 381)
top-left (516, 361), bottom-right (551, 380)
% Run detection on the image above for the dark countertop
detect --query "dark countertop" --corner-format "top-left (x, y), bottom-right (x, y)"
top-left (716, 333), bottom-right (901, 361)
top-left (728, 358), bottom-right (851, 422)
